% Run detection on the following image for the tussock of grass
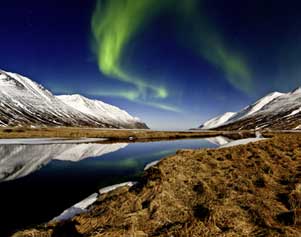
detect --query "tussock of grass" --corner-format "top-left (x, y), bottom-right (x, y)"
top-left (13, 134), bottom-right (301, 237)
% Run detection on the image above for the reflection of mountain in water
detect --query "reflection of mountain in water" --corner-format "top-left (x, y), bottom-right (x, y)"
top-left (205, 136), bottom-right (232, 146)
top-left (0, 143), bottom-right (128, 182)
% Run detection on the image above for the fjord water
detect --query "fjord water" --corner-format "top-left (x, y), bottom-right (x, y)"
top-left (0, 138), bottom-right (218, 236)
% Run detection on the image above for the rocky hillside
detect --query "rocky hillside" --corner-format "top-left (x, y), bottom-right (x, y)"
top-left (200, 88), bottom-right (301, 130)
top-left (0, 70), bottom-right (148, 129)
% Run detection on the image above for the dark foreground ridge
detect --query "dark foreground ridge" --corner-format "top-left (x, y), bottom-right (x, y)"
top-left (14, 134), bottom-right (301, 237)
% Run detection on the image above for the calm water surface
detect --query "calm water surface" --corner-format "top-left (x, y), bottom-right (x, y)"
top-left (0, 138), bottom-right (219, 236)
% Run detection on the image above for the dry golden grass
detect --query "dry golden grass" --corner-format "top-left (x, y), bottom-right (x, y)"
top-left (0, 127), bottom-right (251, 142)
top-left (13, 134), bottom-right (301, 237)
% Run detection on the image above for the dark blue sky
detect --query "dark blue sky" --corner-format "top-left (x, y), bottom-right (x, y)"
top-left (1, 0), bottom-right (301, 129)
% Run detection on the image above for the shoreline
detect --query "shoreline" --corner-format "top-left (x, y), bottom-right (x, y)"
top-left (0, 127), bottom-right (256, 142)
top-left (13, 133), bottom-right (301, 237)
top-left (42, 137), bottom-right (267, 225)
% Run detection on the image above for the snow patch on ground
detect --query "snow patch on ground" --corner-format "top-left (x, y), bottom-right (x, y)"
top-left (99, 182), bottom-right (137, 194)
top-left (144, 160), bottom-right (160, 170)
top-left (53, 182), bottom-right (137, 221)
top-left (53, 193), bottom-right (98, 221)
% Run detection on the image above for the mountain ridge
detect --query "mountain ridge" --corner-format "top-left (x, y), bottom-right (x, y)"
top-left (200, 88), bottom-right (301, 130)
top-left (0, 69), bottom-right (148, 129)
top-left (57, 94), bottom-right (142, 129)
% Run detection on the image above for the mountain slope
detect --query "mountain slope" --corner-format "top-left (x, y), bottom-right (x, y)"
top-left (0, 70), bottom-right (147, 129)
top-left (199, 112), bottom-right (236, 129)
top-left (57, 94), bottom-right (146, 129)
top-left (200, 88), bottom-right (301, 130)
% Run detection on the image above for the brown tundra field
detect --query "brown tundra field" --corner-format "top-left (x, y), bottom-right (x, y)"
top-left (13, 133), bottom-right (301, 237)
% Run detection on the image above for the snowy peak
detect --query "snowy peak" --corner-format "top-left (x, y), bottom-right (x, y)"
top-left (57, 94), bottom-right (139, 122)
top-left (200, 112), bottom-right (236, 129)
top-left (0, 69), bottom-right (148, 129)
top-left (57, 94), bottom-right (146, 129)
top-left (0, 70), bottom-right (53, 100)
top-left (226, 91), bottom-right (284, 123)
top-left (290, 87), bottom-right (301, 94)
top-left (242, 92), bottom-right (283, 116)
top-left (200, 88), bottom-right (301, 130)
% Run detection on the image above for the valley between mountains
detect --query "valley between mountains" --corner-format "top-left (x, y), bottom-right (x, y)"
top-left (0, 69), bottom-right (300, 237)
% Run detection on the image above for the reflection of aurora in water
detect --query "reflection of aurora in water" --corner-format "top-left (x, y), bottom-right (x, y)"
top-left (90, 149), bottom-right (176, 170)
top-left (0, 138), bottom-right (218, 236)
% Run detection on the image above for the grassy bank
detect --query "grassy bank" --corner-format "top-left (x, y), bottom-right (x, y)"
top-left (13, 134), bottom-right (301, 237)
top-left (0, 127), bottom-right (254, 142)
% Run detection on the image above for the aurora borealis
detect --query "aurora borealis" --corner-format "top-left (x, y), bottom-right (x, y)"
top-left (1, 0), bottom-right (301, 129)
top-left (90, 0), bottom-right (252, 111)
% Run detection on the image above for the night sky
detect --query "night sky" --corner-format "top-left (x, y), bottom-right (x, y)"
top-left (1, 0), bottom-right (301, 129)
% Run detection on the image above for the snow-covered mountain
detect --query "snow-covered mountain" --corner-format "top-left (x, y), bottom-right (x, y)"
top-left (200, 88), bottom-right (301, 130)
top-left (200, 112), bottom-right (236, 129)
top-left (57, 94), bottom-right (143, 129)
top-left (0, 70), bottom-right (147, 129)
top-left (0, 142), bottom-right (128, 182)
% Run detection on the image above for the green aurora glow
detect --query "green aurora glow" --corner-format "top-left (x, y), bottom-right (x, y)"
top-left (91, 0), bottom-right (253, 111)
top-left (177, 0), bottom-right (252, 93)
top-left (91, 0), bottom-right (169, 100)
